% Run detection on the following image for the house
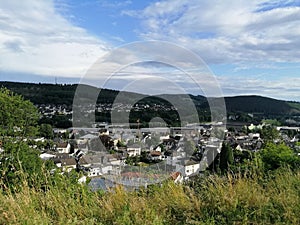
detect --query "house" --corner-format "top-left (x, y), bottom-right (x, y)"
top-left (39, 152), bottom-right (56, 160)
top-left (249, 133), bottom-right (260, 140)
top-left (53, 128), bottom-right (68, 135)
top-left (183, 159), bottom-right (201, 178)
top-left (57, 158), bottom-right (76, 172)
top-left (88, 164), bottom-right (114, 177)
top-left (52, 152), bottom-right (89, 172)
top-left (54, 153), bottom-right (70, 160)
top-left (83, 153), bottom-right (108, 166)
top-left (82, 153), bottom-right (116, 176)
top-left (149, 151), bottom-right (162, 161)
top-left (107, 153), bottom-right (126, 166)
top-left (170, 172), bottom-right (183, 183)
top-left (153, 145), bottom-right (162, 152)
top-left (88, 166), bottom-right (102, 177)
top-left (56, 142), bottom-right (71, 153)
top-left (58, 157), bottom-right (90, 172)
top-left (126, 144), bottom-right (141, 157)
top-left (160, 135), bottom-right (170, 141)
top-left (166, 151), bottom-right (185, 166)
top-left (175, 146), bottom-right (186, 158)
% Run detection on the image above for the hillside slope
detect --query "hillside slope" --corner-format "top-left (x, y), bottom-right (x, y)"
top-left (1, 81), bottom-right (300, 116)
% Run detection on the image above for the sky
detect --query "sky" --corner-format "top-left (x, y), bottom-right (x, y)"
top-left (1, 0), bottom-right (300, 101)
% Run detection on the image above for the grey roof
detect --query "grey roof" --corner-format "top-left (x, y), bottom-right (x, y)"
top-left (80, 134), bottom-right (99, 140)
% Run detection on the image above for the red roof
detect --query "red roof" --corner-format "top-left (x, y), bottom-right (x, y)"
top-left (170, 172), bottom-right (181, 180)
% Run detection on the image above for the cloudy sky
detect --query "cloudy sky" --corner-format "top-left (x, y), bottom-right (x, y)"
top-left (1, 0), bottom-right (300, 101)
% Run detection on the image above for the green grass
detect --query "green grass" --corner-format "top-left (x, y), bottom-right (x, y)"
top-left (0, 169), bottom-right (300, 224)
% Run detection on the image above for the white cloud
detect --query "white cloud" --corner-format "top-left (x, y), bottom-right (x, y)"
top-left (77, 41), bottom-right (224, 98)
top-left (121, 0), bottom-right (300, 100)
top-left (131, 0), bottom-right (300, 64)
top-left (1, 0), bottom-right (299, 101)
top-left (218, 75), bottom-right (300, 101)
top-left (0, 0), bottom-right (109, 77)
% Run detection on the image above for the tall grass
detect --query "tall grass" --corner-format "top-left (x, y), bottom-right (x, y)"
top-left (0, 169), bottom-right (300, 224)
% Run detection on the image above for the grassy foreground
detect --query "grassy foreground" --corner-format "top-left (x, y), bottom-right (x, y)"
top-left (0, 169), bottom-right (300, 225)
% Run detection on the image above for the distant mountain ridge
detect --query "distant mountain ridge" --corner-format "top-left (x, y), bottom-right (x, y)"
top-left (1, 81), bottom-right (300, 117)
top-left (224, 95), bottom-right (294, 115)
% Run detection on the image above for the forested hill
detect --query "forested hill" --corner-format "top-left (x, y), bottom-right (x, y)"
top-left (224, 96), bottom-right (295, 115)
top-left (0, 81), bottom-right (121, 105)
top-left (1, 81), bottom-right (300, 116)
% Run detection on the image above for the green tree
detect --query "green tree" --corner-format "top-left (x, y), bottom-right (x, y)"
top-left (260, 125), bottom-right (280, 143)
top-left (230, 149), bottom-right (261, 175)
top-left (0, 141), bottom-right (54, 191)
top-left (259, 143), bottom-right (300, 171)
top-left (0, 87), bottom-right (39, 138)
top-left (219, 143), bottom-right (234, 173)
top-left (0, 88), bottom-right (53, 191)
top-left (125, 156), bottom-right (139, 166)
top-left (262, 119), bottom-right (281, 126)
top-left (52, 114), bottom-right (72, 128)
top-left (39, 124), bottom-right (54, 139)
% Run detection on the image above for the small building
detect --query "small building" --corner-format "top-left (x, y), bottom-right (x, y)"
top-left (39, 152), bottom-right (56, 160)
top-left (88, 166), bottom-right (102, 177)
top-left (183, 159), bottom-right (201, 178)
top-left (170, 172), bottom-right (183, 183)
top-left (126, 144), bottom-right (141, 157)
top-left (56, 143), bottom-right (71, 153)
top-left (149, 151), bottom-right (162, 161)
top-left (55, 157), bottom-right (89, 172)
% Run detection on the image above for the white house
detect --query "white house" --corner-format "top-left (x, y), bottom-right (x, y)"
top-left (58, 158), bottom-right (77, 172)
top-left (39, 153), bottom-right (56, 160)
top-left (88, 166), bottom-right (102, 177)
top-left (126, 144), bottom-right (141, 157)
top-left (160, 135), bottom-right (170, 141)
top-left (183, 160), bottom-right (201, 178)
top-left (56, 143), bottom-right (71, 153)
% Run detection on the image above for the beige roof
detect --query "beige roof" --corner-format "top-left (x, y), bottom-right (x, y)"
top-left (150, 151), bottom-right (161, 156)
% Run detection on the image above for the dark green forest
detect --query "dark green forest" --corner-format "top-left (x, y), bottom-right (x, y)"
top-left (1, 81), bottom-right (300, 127)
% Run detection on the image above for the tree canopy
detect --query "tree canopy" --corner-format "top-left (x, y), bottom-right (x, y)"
top-left (0, 88), bottom-right (49, 191)
top-left (219, 143), bottom-right (234, 173)
top-left (0, 87), bottom-right (39, 138)
top-left (260, 143), bottom-right (300, 171)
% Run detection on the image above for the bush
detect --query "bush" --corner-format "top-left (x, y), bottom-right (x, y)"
top-left (260, 143), bottom-right (300, 171)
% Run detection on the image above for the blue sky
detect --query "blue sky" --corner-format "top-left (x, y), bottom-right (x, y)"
top-left (1, 0), bottom-right (300, 101)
